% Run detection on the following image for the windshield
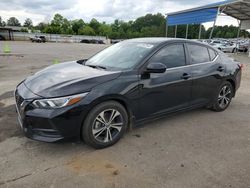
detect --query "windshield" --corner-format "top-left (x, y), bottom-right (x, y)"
top-left (85, 41), bottom-right (155, 70)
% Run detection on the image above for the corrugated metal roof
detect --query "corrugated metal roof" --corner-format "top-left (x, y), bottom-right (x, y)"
top-left (221, 0), bottom-right (250, 20)
top-left (166, 0), bottom-right (250, 21)
top-left (167, 8), bottom-right (218, 25)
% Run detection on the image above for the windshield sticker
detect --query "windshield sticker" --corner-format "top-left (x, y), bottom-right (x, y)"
top-left (137, 44), bottom-right (154, 49)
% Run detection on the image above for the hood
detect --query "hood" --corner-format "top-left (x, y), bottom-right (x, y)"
top-left (24, 61), bottom-right (121, 98)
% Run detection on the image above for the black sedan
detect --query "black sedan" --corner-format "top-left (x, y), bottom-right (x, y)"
top-left (15, 38), bottom-right (242, 148)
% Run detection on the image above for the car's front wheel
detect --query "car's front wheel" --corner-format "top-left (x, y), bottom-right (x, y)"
top-left (82, 101), bottom-right (128, 149)
top-left (211, 81), bottom-right (234, 112)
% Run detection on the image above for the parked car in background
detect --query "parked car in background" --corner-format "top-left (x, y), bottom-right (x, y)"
top-left (80, 39), bottom-right (105, 44)
top-left (209, 38), bottom-right (249, 53)
top-left (30, 36), bottom-right (46, 43)
top-left (238, 42), bottom-right (249, 52)
top-left (210, 43), bottom-right (237, 53)
top-left (15, 38), bottom-right (242, 149)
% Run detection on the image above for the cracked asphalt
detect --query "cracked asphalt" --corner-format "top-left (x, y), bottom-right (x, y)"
top-left (0, 41), bottom-right (250, 188)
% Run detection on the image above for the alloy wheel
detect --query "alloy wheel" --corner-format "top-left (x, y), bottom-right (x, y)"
top-left (218, 85), bottom-right (232, 109)
top-left (92, 109), bottom-right (124, 143)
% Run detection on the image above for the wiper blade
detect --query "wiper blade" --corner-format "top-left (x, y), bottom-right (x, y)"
top-left (86, 64), bottom-right (107, 70)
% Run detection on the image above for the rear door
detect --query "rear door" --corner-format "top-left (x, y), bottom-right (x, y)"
top-left (186, 43), bottom-right (225, 105)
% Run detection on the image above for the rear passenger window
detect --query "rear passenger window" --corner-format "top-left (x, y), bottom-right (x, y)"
top-left (149, 44), bottom-right (186, 68)
top-left (208, 48), bottom-right (217, 61)
top-left (188, 44), bottom-right (210, 64)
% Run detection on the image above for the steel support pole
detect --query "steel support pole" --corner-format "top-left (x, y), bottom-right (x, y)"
top-left (236, 20), bottom-right (242, 53)
top-left (210, 7), bottom-right (220, 39)
top-left (237, 20), bottom-right (241, 38)
top-left (166, 20), bottom-right (168, 37)
top-left (185, 24), bottom-right (189, 39)
top-left (209, 21), bottom-right (216, 39)
top-left (175, 25), bottom-right (178, 38)
top-left (198, 24), bottom-right (202, 39)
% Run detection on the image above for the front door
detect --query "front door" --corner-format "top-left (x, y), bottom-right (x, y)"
top-left (137, 43), bottom-right (192, 120)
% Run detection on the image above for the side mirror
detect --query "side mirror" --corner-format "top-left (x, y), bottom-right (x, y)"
top-left (76, 59), bottom-right (88, 64)
top-left (146, 62), bottom-right (166, 73)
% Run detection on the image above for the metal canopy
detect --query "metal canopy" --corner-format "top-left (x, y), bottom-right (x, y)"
top-left (166, 0), bottom-right (250, 39)
top-left (167, 0), bottom-right (250, 21)
top-left (220, 0), bottom-right (250, 20)
top-left (167, 8), bottom-right (218, 26)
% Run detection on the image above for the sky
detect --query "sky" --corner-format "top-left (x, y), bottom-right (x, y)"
top-left (0, 0), bottom-right (239, 28)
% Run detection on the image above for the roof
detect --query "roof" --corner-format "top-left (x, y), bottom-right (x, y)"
top-left (220, 0), bottom-right (250, 20)
top-left (125, 37), bottom-right (184, 44)
top-left (125, 37), bottom-right (202, 44)
top-left (166, 0), bottom-right (250, 21)
top-left (0, 26), bottom-right (28, 31)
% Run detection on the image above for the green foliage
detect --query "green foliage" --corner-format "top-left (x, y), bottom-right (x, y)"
top-left (78, 26), bottom-right (96, 36)
top-left (1, 13), bottom-right (250, 39)
top-left (71, 19), bottom-right (85, 34)
top-left (23, 18), bottom-right (33, 28)
top-left (168, 24), bottom-right (206, 39)
top-left (20, 28), bottom-right (28, 32)
top-left (89, 18), bottom-right (101, 32)
top-left (34, 22), bottom-right (48, 32)
top-left (98, 24), bottom-right (112, 37)
top-left (7, 17), bottom-right (21, 26)
top-left (205, 25), bottom-right (250, 38)
top-left (0, 16), bottom-right (3, 26)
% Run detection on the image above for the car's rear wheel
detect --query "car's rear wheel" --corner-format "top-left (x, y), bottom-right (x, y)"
top-left (211, 81), bottom-right (233, 112)
top-left (82, 101), bottom-right (128, 149)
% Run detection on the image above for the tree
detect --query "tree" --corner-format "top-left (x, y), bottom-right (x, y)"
top-left (48, 14), bottom-right (74, 34)
top-left (0, 16), bottom-right (6, 27)
top-left (89, 18), bottom-right (100, 33)
top-left (51, 14), bottom-right (64, 27)
top-left (78, 26), bottom-right (95, 36)
top-left (35, 22), bottom-right (48, 32)
top-left (5, 13), bottom-right (249, 39)
top-left (71, 19), bottom-right (85, 34)
top-left (0, 16), bottom-right (2, 26)
top-left (98, 24), bottom-right (112, 37)
top-left (23, 18), bottom-right (33, 28)
top-left (7, 17), bottom-right (21, 26)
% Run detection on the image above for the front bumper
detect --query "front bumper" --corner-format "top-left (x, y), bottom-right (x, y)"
top-left (14, 83), bottom-right (89, 142)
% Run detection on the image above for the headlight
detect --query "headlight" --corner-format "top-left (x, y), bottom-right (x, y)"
top-left (32, 93), bottom-right (88, 109)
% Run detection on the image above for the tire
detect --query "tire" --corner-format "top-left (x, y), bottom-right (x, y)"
top-left (210, 81), bottom-right (234, 112)
top-left (82, 101), bottom-right (128, 149)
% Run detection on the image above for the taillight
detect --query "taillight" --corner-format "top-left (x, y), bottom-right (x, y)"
top-left (238, 64), bottom-right (244, 69)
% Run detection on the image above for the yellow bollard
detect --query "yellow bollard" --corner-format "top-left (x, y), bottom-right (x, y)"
top-left (52, 59), bottom-right (59, 64)
top-left (3, 43), bottom-right (11, 53)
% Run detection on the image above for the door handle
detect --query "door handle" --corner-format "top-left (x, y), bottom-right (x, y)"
top-left (217, 66), bottom-right (225, 72)
top-left (181, 73), bottom-right (191, 80)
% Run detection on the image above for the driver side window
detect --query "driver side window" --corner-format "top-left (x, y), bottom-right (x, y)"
top-left (149, 44), bottom-right (186, 69)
